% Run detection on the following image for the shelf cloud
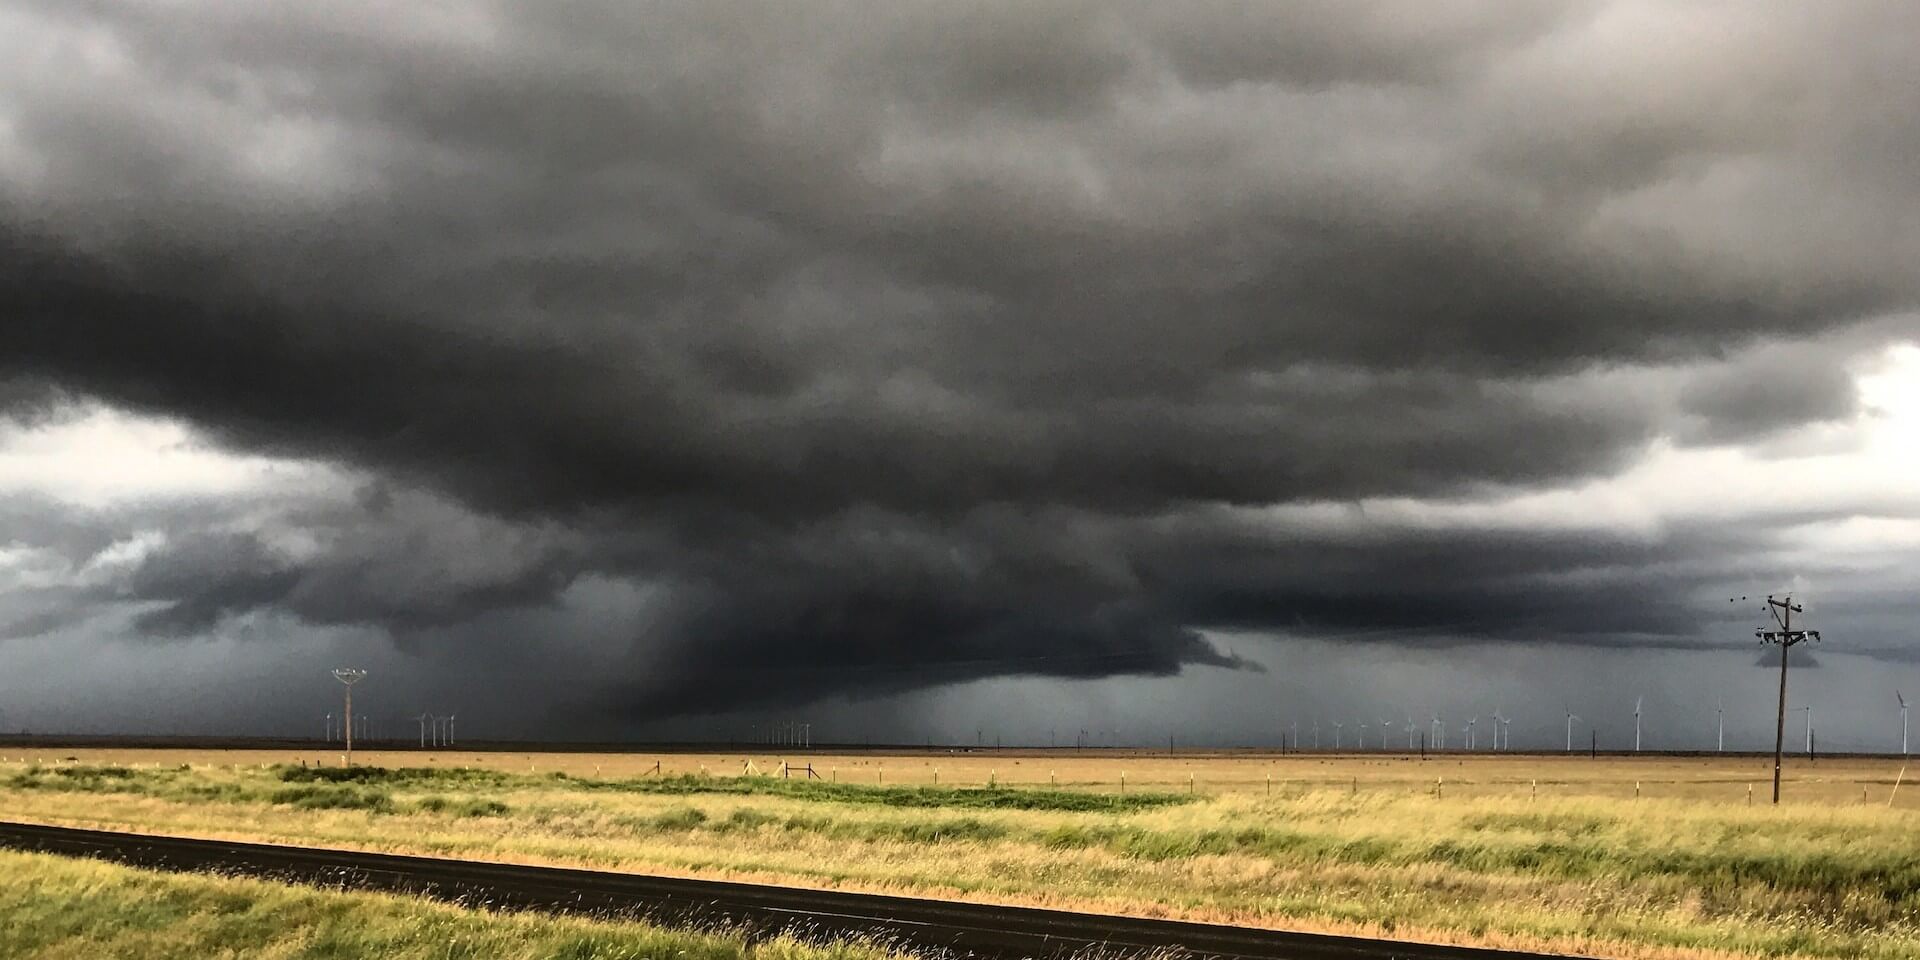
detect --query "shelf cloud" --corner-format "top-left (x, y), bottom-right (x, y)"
top-left (2, 2), bottom-right (1918, 732)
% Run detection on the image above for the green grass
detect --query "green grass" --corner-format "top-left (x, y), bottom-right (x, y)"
top-left (276, 764), bottom-right (516, 787)
top-left (0, 848), bottom-right (900, 960)
top-left (560, 773), bottom-right (1190, 811)
top-left (7, 759), bottom-right (1920, 958)
top-left (417, 795), bottom-right (512, 818)
top-left (12, 763), bottom-right (1185, 813)
top-left (268, 783), bottom-right (396, 812)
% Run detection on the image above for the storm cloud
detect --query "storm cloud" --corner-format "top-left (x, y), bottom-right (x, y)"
top-left (3, 2), bottom-right (1919, 730)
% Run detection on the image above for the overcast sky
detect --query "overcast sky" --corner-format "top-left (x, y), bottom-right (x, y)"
top-left (3, 2), bottom-right (1918, 750)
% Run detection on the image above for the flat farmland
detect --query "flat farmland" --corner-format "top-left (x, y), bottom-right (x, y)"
top-left (3, 746), bottom-right (1912, 806)
top-left (3, 747), bottom-right (1918, 959)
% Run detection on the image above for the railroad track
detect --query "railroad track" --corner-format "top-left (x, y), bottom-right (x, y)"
top-left (0, 821), bottom-right (1583, 960)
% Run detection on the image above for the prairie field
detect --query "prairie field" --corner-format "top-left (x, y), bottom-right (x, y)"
top-left (0, 846), bottom-right (896, 960)
top-left (4, 746), bottom-right (1913, 805)
top-left (2, 748), bottom-right (1917, 960)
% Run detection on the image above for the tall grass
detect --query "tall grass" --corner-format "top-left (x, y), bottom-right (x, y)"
top-left (5, 760), bottom-right (1919, 958)
top-left (0, 848), bottom-right (898, 960)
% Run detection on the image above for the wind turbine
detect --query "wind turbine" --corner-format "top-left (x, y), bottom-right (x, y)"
top-left (1332, 720), bottom-right (1344, 750)
top-left (1405, 714), bottom-right (1417, 750)
top-left (1633, 697), bottom-right (1643, 752)
top-left (415, 713), bottom-right (432, 748)
top-left (1359, 721), bottom-right (1369, 749)
top-left (1900, 692), bottom-right (1910, 757)
top-left (1565, 709), bottom-right (1579, 753)
top-left (1490, 709), bottom-right (1503, 750)
top-left (1716, 699), bottom-right (1724, 752)
top-left (1382, 717), bottom-right (1396, 751)
top-left (1466, 716), bottom-right (1477, 751)
top-left (1500, 715), bottom-right (1513, 750)
top-left (1802, 705), bottom-right (1812, 756)
top-left (1290, 720), bottom-right (1299, 751)
top-left (1312, 719), bottom-right (1320, 750)
top-left (1431, 713), bottom-right (1444, 750)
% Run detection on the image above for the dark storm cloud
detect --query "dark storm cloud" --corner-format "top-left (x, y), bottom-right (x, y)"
top-left (1676, 352), bottom-right (1859, 446)
top-left (1754, 646), bottom-right (1822, 669)
top-left (4, 1), bottom-right (1920, 720)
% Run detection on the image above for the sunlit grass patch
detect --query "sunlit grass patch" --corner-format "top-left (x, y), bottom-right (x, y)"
top-left (0, 848), bottom-right (902, 960)
top-left (6, 752), bottom-right (1920, 959)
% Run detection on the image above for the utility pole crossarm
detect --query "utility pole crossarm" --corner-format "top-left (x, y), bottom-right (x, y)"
top-left (331, 668), bottom-right (367, 768)
top-left (1740, 593), bottom-right (1825, 806)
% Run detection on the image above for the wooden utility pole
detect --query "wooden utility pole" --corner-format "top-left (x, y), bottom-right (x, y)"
top-left (332, 668), bottom-right (366, 768)
top-left (1749, 595), bottom-right (1821, 805)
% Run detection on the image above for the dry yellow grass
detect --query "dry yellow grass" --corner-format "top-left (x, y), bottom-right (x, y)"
top-left (3, 749), bottom-right (1917, 960)
top-left (0, 846), bottom-right (899, 960)
top-left (6, 746), bottom-right (1912, 807)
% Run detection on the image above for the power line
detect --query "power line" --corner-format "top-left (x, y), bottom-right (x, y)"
top-left (331, 668), bottom-right (366, 768)
top-left (1745, 594), bottom-right (1821, 805)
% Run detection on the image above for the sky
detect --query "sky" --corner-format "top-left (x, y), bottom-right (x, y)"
top-left (2, 1), bottom-right (1918, 751)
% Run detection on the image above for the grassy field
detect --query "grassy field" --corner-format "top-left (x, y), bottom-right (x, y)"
top-left (0, 846), bottom-right (895, 960)
top-left (3, 749), bottom-right (1917, 959)
top-left (2, 746), bottom-right (1910, 806)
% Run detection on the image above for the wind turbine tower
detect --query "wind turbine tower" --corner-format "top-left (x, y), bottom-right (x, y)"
top-left (1634, 697), bottom-right (1643, 752)
top-left (1717, 699), bottom-right (1724, 752)
top-left (1332, 720), bottom-right (1344, 750)
top-left (1467, 716), bottom-right (1477, 751)
top-left (1565, 710), bottom-right (1579, 753)
top-left (1900, 692), bottom-right (1910, 757)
